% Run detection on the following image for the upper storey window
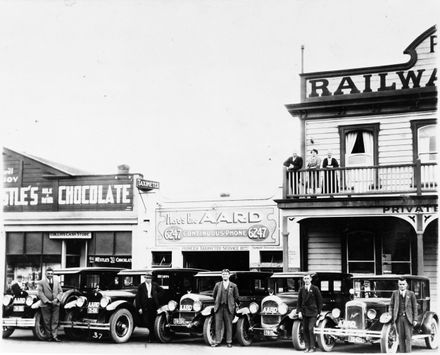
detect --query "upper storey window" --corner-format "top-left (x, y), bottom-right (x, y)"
top-left (418, 125), bottom-right (437, 163)
top-left (346, 131), bottom-right (374, 167)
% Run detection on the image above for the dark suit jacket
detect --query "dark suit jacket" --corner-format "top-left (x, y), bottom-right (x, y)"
top-left (297, 284), bottom-right (323, 317)
top-left (37, 277), bottom-right (63, 307)
top-left (322, 157), bottom-right (339, 168)
top-left (390, 290), bottom-right (418, 324)
top-left (213, 281), bottom-right (239, 314)
top-left (135, 282), bottom-right (162, 310)
top-left (283, 156), bottom-right (304, 171)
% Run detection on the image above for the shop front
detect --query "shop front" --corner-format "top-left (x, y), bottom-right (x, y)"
top-left (152, 202), bottom-right (282, 272)
top-left (3, 148), bottom-right (141, 290)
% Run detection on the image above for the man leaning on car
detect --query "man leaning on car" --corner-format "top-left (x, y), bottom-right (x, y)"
top-left (390, 277), bottom-right (418, 353)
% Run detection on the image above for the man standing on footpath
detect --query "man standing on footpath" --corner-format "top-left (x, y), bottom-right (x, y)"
top-left (136, 271), bottom-right (163, 341)
top-left (390, 277), bottom-right (418, 353)
top-left (37, 267), bottom-right (63, 342)
top-left (211, 269), bottom-right (239, 347)
top-left (297, 273), bottom-right (323, 352)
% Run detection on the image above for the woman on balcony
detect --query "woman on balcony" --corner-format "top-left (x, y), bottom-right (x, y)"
top-left (306, 149), bottom-right (321, 196)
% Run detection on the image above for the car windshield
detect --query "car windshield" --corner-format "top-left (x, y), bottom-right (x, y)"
top-left (270, 277), bottom-right (302, 294)
top-left (61, 274), bottom-right (81, 289)
top-left (80, 273), bottom-right (119, 290)
top-left (353, 279), bottom-right (398, 298)
top-left (196, 276), bottom-right (219, 294)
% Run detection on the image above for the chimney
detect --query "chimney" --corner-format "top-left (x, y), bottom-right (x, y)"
top-left (117, 164), bottom-right (130, 174)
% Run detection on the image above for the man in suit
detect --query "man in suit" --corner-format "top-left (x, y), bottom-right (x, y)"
top-left (390, 277), bottom-right (418, 353)
top-left (283, 152), bottom-right (304, 195)
top-left (211, 269), bottom-right (239, 347)
top-left (297, 273), bottom-right (323, 352)
top-left (135, 271), bottom-right (163, 340)
top-left (37, 267), bottom-right (63, 342)
top-left (322, 151), bottom-right (339, 194)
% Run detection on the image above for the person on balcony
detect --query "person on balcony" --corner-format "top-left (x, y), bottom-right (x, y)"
top-left (283, 152), bottom-right (303, 195)
top-left (306, 149), bottom-right (321, 196)
top-left (322, 151), bottom-right (339, 194)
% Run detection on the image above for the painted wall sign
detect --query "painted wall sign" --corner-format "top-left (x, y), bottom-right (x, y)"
top-left (88, 256), bottom-right (132, 264)
top-left (302, 28), bottom-right (437, 101)
top-left (156, 206), bottom-right (279, 246)
top-left (382, 205), bottom-right (438, 214)
top-left (49, 232), bottom-right (92, 239)
top-left (136, 178), bottom-right (160, 190)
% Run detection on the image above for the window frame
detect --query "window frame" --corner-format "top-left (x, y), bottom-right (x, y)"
top-left (410, 119), bottom-right (437, 163)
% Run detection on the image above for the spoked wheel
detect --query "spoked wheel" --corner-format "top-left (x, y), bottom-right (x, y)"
top-left (203, 315), bottom-right (223, 346)
top-left (425, 318), bottom-right (439, 349)
top-left (235, 317), bottom-right (253, 346)
top-left (292, 320), bottom-right (305, 350)
top-left (32, 311), bottom-right (50, 341)
top-left (316, 318), bottom-right (337, 352)
top-left (380, 323), bottom-right (398, 353)
top-left (154, 313), bottom-right (172, 343)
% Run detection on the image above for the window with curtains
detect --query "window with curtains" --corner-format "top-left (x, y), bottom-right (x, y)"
top-left (345, 131), bottom-right (374, 166)
top-left (417, 125), bottom-right (437, 163)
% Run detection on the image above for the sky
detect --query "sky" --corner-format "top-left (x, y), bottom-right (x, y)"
top-left (1, 0), bottom-right (438, 200)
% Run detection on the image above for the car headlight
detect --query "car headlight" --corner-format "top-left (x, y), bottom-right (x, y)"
top-left (278, 303), bottom-right (288, 315)
top-left (331, 308), bottom-right (341, 318)
top-left (193, 301), bottom-right (202, 312)
top-left (25, 296), bottom-right (34, 307)
top-left (3, 294), bottom-right (13, 306)
top-left (100, 296), bottom-right (111, 308)
top-left (380, 312), bottom-right (392, 323)
top-left (249, 302), bottom-right (259, 314)
top-left (367, 309), bottom-right (377, 320)
top-left (76, 296), bottom-right (87, 308)
top-left (168, 300), bottom-right (177, 312)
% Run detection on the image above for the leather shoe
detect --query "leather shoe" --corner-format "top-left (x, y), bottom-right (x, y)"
top-left (309, 348), bottom-right (316, 352)
top-left (53, 337), bottom-right (61, 342)
top-left (227, 344), bottom-right (232, 348)
top-left (211, 343), bottom-right (218, 347)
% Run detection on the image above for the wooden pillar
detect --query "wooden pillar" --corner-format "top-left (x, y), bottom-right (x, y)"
top-left (282, 216), bottom-right (289, 272)
top-left (416, 214), bottom-right (424, 275)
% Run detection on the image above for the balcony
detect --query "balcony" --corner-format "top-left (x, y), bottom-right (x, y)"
top-left (282, 160), bottom-right (437, 199)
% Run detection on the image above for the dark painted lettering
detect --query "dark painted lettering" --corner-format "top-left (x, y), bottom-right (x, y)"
top-left (333, 76), bottom-right (361, 95)
top-left (430, 35), bottom-right (437, 53)
top-left (426, 68), bottom-right (437, 87)
top-left (383, 207), bottom-right (390, 213)
top-left (309, 79), bottom-right (331, 97)
top-left (363, 74), bottom-right (372, 93)
top-left (397, 70), bottom-right (424, 89)
top-left (378, 73), bottom-right (396, 91)
top-left (415, 206), bottom-right (423, 212)
top-left (392, 207), bottom-right (399, 213)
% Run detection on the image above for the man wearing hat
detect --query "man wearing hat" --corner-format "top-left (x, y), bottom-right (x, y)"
top-left (211, 269), bottom-right (239, 347)
top-left (135, 271), bottom-right (163, 340)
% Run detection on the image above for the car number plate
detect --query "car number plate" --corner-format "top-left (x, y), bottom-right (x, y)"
top-left (264, 329), bottom-right (276, 336)
top-left (13, 305), bottom-right (24, 312)
top-left (87, 307), bottom-right (99, 314)
top-left (348, 336), bottom-right (365, 344)
top-left (173, 318), bottom-right (188, 325)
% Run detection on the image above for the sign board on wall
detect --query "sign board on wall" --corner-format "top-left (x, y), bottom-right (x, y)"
top-left (156, 206), bottom-right (279, 247)
top-left (136, 178), bottom-right (160, 191)
top-left (49, 232), bottom-right (92, 239)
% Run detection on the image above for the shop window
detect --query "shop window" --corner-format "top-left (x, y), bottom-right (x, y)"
top-left (95, 232), bottom-right (114, 255)
top-left (260, 251), bottom-right (283, 263)
top-left (26, 233), bottom-right (43, 254)
top-left (152, 251), bottom-right (172, 267)
top-left (6, 233), bottom-right (25, 254)
top-left (88, 231), bottom-right (132, 268)
top-left (43, 234), bottom-right (61, 254)
top-left (347, 231), bottom-right (375, 274)
top-left (381, 232), bottom-right (411, 274)
top-left (115, 231), bottom-right (132, 255)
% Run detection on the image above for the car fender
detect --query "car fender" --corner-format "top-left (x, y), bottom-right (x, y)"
top-left (63, 299), bottom-right (78, 310)
top-left (288, 309), bottom-right (299, 320)
top-left (31, 300), bottom-right (42, 309)
top-left (318, 310), bottom-right (338, 324)
top-left (106, 300), bottom-right (131, 312)
top-left (420, 311), bottom-right (439, 334)
top-left (236, 307), bottom-right (250, 316)
top-left (201, 305), bottom-right (214, 316)
top-left (157, 304), bottom-right (170, 315)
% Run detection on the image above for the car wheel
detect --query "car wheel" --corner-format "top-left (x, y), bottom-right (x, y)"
top-left (235, 317), bottom-right (253, 346)
top-left (424, 318), bottom-right (439, 349)
top-left (154, 313), bottom-right (172, 343)
top-left (63, 311), bottom-right (84, 340)
top-left (203, 315), bottom-right (223, 346)
top-left (109, 308), bottom-right (134, 343)
top-left (32, 311), bottom-right (50, 341)
top-left (316, 318), bottom-right (336, 352)
top-left (380, 323), bottom-right (398, 353)
top-left (292, 320), bottom-right (306, 350)
top-left (2, 326), bottom-right (15, 339)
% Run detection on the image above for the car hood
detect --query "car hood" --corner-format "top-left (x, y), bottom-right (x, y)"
top-left (180, 293), bottom-right (214, 303)
top-left (262, 292), bottom-right (298, 307)
top-left (99, 290), bottom-right (136, 299)
top-left (350, 298), bottom-right (390, 308)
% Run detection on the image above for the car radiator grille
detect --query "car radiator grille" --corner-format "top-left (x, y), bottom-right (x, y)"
top-left (261, 300), bottom-right (281, 326)
top-left (346, 304), bottom-right (364, 329)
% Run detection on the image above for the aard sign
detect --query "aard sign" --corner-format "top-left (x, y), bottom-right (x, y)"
top-left (302, 26), bottom-right (437, 101)
top-left (156, 206), bottom-right (279, 247)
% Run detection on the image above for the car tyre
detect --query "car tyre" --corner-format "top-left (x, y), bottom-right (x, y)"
top-left (109, 308), bottom-right (134, 343)
top-left (316, 317), bottom-right (336, 352)
top-left (154, 313), bottom-right (172, 343)
top-left (32, 311), bottom-right (49, 341)
top-left (425, 318), bottom-right (439, 349)
top-left (380, 323), bottom-right (398, 353)
top-left (292, 320), bottom-right (306, 350)
top-left (2, 326), bottom-right (15, 339)
top-left (235, 317), bottom-right (253, 346)
top-left (203, 315), bottom-right (223, 346)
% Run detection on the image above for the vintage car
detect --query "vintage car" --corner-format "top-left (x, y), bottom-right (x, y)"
top-left (313, 275), bottom-right (439, 353)
top-left (59, 267), bottom-right (203, 343)
top-left (154, 270), bottom-right (272, 345)
top-left (2, 281), bottom-right (47, 339)
top-left (237, 271), bottom-right (352, 348)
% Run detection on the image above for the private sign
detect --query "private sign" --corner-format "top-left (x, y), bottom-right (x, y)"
top-left (136, 178), bottom-right (160, 190)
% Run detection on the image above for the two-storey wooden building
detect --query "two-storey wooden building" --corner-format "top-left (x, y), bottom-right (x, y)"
top-left (277, 26), bottom-right (438, 303)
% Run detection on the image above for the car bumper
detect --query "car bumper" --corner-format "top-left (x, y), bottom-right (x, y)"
top-left (3, 317), bottom-right (36, 327)
top-left (313, 327), bottom-right (382, 339)
top-left (251, 326), bottom-right (280, 337)
top-left (61, 320), bottom-right (110, 331)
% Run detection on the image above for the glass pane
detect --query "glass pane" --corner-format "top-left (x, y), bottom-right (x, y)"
top-left (95, 232), bottom-right (114, 255)
top-left (43, 234), bottom-right (62, 255)
top-left (348, 262), bottom-right (375, 274)
top-left (418, 125), bottom-right (437, 162)
top-left (348, 232), bottom-right (374, 260)
top-left (6, 233), bottom-right (24, 255)
top-left (114, 231), bottom-right (132, 255)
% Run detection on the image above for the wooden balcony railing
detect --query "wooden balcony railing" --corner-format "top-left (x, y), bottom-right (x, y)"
top-left (282, 160), bottom-right (437, 199)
